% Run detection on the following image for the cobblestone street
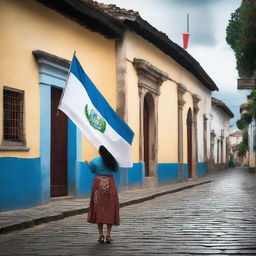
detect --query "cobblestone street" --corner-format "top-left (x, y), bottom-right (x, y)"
top-left (0, 167), bottom-right (256, 255)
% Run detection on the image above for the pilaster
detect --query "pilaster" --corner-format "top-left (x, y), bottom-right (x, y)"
top-left (192, 94), bottom-right (201, 178)
top-left (177, 84), bottom-right (187, 181)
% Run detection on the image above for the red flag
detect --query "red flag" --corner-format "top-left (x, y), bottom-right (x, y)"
top-left (183, 33), bottom-right (190, 49)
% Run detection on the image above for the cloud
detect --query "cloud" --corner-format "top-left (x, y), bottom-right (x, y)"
top-left (99, 0), bottom-right (219, 46)
top-left (157, 0), bottom-right (219, 47)
top-left (212, 90), bottom-right (250, 125)
top-left (99, 0), bottom-right (240, 48)
top-left (99, 0), bottom-right (243, 117)
top-left (166, 0), bottom-right (223, 6)
top-left (187, 10), bottom-right (217, 46)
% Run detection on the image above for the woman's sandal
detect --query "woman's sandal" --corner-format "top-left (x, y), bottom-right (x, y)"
top-left (105, 235), bottom-right (112, 244)
top-left (98, 235), bottom-right (105, 243)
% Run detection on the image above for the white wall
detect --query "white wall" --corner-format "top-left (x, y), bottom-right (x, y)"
top-left (210, 105), bottom-right (232, 164)
top-left (248, 121), bottom-right (256, 168)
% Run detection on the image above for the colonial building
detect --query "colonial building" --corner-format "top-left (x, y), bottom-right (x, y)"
top-left (95, 3), bottom-right (218, 185)
top-left (229, 130), bottom-right (246, 166)
top-left (0, 0), bottom-right (122, 211)
top-left (1, 0), bottom-right (219, 211)
top-left (209, 97), bottom-right (234, 171)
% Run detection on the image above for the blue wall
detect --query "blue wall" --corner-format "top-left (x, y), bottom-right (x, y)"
top-left (128, 163), bottom-right (145, 187)
top-left (114, 168), bottom-right (128, 191)
top-left (198, 162), bottom-right (207, 177)
top-left (0, 157), bottom-right (41, 211)
top-left (183, 163), bottom-right (188, 181)
top-left (76, 162), bottom-right (130, 196)
top-left (0, 158), bottom-right (208, 211)
top-left (76, 161), bottom-right (94, 197)
top-left (157, 163), bottom-right (179, 184)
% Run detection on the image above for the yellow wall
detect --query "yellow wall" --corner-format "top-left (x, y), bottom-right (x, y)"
top-left (124, 30), bottom-right (212, 163)
top-left (158, 80), bottom-right (178, 163)
top-left (0, 0), bottom-right (116, 160)
top-left (126, 61), bottom-right (140, 161)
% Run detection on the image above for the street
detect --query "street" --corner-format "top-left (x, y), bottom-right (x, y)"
top-left (0, 167), bottom-right (256, 255)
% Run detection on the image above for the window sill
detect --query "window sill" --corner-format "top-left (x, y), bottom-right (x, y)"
top-left (0, 145), bottom-right (30, 152)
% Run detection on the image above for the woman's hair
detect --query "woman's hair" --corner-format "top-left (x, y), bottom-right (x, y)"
top-left (99, 145), bottom-right (117, 171)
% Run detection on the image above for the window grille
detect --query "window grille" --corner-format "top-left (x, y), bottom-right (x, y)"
top-left (3, 87), bottom-right (24, 143)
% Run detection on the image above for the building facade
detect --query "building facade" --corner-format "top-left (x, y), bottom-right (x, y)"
top-left (1, 0), bottom-right (220, 211)
top-left (98, 4), bottom-right (218, 186)
top-left (209, 97), bottom-right (234, 171)
top-left (239, 99), bottom-right (256, 169)
top-left (229, 130), bottom-right (247, 166)
top-left (0, 0), bottom-right (123, 211)
top-left (248, 121), bottom-right (256, 169)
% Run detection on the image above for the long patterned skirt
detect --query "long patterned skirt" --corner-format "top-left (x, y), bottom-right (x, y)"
top-left (87, 175), bottom-right (120, 225)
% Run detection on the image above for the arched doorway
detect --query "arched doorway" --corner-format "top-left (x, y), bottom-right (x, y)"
top-left (143, 92), bottom-right (155, 177)
top-left (187, 108), bottom-right (192, 178)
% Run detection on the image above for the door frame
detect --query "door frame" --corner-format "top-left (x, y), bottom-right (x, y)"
top-left (133, 58), bottom-right (168, 179)
top-left (33, 50), bottom-right (81, 201)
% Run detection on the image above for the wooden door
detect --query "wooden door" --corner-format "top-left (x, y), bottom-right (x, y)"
top-left (143, 98), bottom-right (150, 176)
top-left (187, 109), bottom-right (192, 178)
top-left (51, 88), bottom-right (68, 197)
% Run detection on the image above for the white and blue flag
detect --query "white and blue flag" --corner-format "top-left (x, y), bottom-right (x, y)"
top-left (58, 55), bottom-right (134, 167)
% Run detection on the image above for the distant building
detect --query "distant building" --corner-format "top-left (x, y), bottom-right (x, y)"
top-left (229, 130), bottom-right (247, 166)
top-left (239, 100), bottom-right (256, 169)
top-left (248, 121), bottom-right (256, 168)
top-left (209, 97), bottom-right (234, 171)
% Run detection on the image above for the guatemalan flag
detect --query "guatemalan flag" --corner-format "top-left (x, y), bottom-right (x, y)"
top-left (58, 55), bottom-right (134, 167)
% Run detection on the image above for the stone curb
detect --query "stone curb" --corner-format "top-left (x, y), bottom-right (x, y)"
top-left (119, 180), bottom-right (211, 208)
top-left (0, 180), bottom-right (211, 235)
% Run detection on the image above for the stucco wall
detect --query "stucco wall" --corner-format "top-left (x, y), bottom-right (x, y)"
top-left (210, 105), bottom-right (231, 164)
top-left (0, 0), bottom-right (117, 161)
top-left (248, 122), bottom-right (256, 168)
top-left (124, 30), bottom-right (212, 165)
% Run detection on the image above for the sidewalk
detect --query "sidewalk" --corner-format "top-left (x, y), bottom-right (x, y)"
top-left (0, 175), bottom-right (213, 235)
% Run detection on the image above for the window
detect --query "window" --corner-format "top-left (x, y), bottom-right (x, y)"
top-left (1, 87), bottom-right (26, 149)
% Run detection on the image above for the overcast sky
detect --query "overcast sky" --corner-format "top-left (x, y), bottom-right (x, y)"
top-left (99, 0), bottom-right (248, 126)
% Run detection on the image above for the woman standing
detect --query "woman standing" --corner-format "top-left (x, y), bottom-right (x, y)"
top-left (87, 145), bottom-right (120, 243)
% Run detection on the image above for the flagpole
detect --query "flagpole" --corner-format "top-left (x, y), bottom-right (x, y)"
top-left (187, 13), bottom-right (189, 33)
top-left (56, 51), bottom-right (76, 117)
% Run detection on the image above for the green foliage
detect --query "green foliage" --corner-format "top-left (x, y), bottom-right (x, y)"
top-left (247, 90), bottom-right (256, 119)
top-left (237, 90), bottom-right (256, 130)
top-left (226, 0), bottom-right (256, 78)
top-left (226, 8), bottom-right (240, 48)
top-left (242, 112), bottom-right (253, 123)
top-left (238, 140), bottom-right (248, 157)
top-left (238, 132), bottom-right (249, 157)
top-left (236, 118), bottom-right (248, 130)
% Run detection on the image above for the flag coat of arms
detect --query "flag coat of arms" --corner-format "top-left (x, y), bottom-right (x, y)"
top-left (58, 55), bottom-right (134, 168)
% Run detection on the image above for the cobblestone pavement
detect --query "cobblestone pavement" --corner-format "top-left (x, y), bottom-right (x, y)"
top-left (0, 167), bottom-right (256, 255)
top-left (0, 177), bottom-right (211, 234)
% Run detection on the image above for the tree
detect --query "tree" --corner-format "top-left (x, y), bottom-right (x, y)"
top-left (226, 0), bottom-right (256, 78)
top-left (227, 0), bottom-right (256, 157)
top-left (236, 90), bottom-right (256, 156)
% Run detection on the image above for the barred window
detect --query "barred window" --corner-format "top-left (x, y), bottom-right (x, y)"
top-left (3, 87), bottom-right (25, 145)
